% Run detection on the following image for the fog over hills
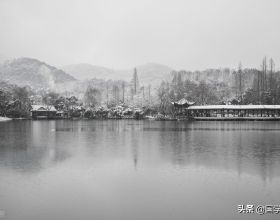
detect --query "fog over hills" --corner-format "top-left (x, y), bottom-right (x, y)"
top-left (0, 57), bottom-right (175, 99)
top-left (0, 57), bottom-right (77, 90)
top-left (62, 63), bottom-right (174, 86)
top-left (0, 56), bottom-right (260, 102)
top-left (61, 64), bottom-right (116, 81)
top-left (0, 54), bottom-right (10, 64)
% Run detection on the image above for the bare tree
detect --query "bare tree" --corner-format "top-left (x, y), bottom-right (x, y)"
top-left (148, 84), bottom-right (151, 105)
top-left (84, 86), bottom-right (101, 107)
top-left (269, 58), bottom-right (275, 91)
top-left (262, 56), bottom-right (267, 92)
top-left (112, 85), bottom-right (120, 104)
top-left (122, 81), bottom-right (125, 103)
top-left (257, 70), bottom-right (261, 104)
top-left (238, 63), bottom-right (243, 103)
top-left (131, 68), bottom-right (140, 96)
top-left (106, 81), bottom-right (109, 105)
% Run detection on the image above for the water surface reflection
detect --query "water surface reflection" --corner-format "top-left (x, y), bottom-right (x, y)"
top-left (0, 120), bottom-right (280, 220)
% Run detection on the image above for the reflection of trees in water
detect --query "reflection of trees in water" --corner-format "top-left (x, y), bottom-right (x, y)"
top-left (157, 122), bottom-right (280, 182)
top-left (130, 132), bottom-right (139, 170)
top-left (158, 122), bottom-right (192, 166)
top-left (81, 120), bottom-right (130, 160)
top-left (248, 131), bottom-right (277, 182)
top-left (1, 120), bottom-right (280, 182)
top-left (234, 130), bottom-right (279, 182)
top-left (0, 121), bottom-right (71, 173)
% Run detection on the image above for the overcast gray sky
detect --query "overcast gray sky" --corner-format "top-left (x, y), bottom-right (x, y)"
top-left (0, 0), bottom-right (280, 70)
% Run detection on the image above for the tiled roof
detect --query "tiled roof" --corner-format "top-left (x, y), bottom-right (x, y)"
top-left (172, 98), bottom-right (195, 106)
top-left (31, 105), bottom-right (57, 112)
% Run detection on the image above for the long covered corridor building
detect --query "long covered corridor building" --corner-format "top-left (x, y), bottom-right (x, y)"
top-left (187, 105), bottom-right (280, 120)
top-left (172, 99), bottom-right (280, 120)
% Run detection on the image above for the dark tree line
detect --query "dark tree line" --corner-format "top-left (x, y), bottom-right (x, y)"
top-left (243, 57), bottom-right (280, 104)
top-left (0, 81), bottom-right (83, 118)
top-left (157, 71), bottom-right (219, 113)
top-left (0, 83), bottom-right (31, 118)
top-left (157, 57), bottom-right (280, 114)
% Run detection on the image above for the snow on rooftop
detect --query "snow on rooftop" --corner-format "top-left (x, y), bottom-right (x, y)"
top-left (172, 98), bottom-right (195, 106)
top-left (31, 105), bottom-right (56, 111)
top-left (188, 105), bottom-right (280, 110)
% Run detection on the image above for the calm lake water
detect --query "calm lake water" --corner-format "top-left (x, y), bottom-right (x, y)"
top-left (0, 120), bottom-right (280, 220)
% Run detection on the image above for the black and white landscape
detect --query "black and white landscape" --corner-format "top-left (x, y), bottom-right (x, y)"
top-left (1, 1), bottom-right (280, 220)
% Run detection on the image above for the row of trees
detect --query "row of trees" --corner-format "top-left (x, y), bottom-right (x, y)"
top-left (0, 81), bottom-right (84, 118)
top-left (3, 58), bottom-right (279, 118)
top-left (0, 84), bottom-right (31, 118)
top-left (242, 58), bottom-right (280, 104)
top-left (157, 72), bottom-right (220, 113)
top-left (83, 69), bottom-right (152, 107)
top-left (157, 57), bottom-right (280, 113)
top-left (1, 67), bottom-right (154, 118)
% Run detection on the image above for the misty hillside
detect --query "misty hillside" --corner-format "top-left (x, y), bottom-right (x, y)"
top-left (0, 57), bottom-right (77, 90)
top-left (186, 68), bottom-right (256, 88)
top-left (62, 64), bottom-right (116, 81)
top-left (62, 63), bottom-right (174, 86)
top-left (0, 54), bottom-right (9, 64)
top-left (0, 57), bottom-right (260, 102)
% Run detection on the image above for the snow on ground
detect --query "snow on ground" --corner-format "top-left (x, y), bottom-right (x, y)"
top-left (0, 117), bottom-right (12, 122)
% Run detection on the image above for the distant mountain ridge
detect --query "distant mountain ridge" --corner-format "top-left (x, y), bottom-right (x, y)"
top-left (0, 55), bottom-right (8, 64)
top-left (61, 63), bottom-right (116, 81)
top-left (0, 57), bottom-right (259, 98)
top-left (62, 63), bottom-right (174, 86)
top-left (0, 57), bottom-right (77, 90)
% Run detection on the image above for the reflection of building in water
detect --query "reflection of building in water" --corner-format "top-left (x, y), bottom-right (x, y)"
top-left (0, 121), bottom-right (71, 173)
top-left (156, 122), bottom-right (280, 182)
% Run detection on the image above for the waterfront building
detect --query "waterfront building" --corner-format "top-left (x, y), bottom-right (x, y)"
top-left (187, 105), bottom-right (280, 120)
top-left (30, 105), bottom-right (57, 119)
top-left (172, 99), bottom-right (280, 120)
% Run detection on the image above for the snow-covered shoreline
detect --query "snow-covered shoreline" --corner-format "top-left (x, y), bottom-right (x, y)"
top-left (0, 117), bottom-right (12, 122)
